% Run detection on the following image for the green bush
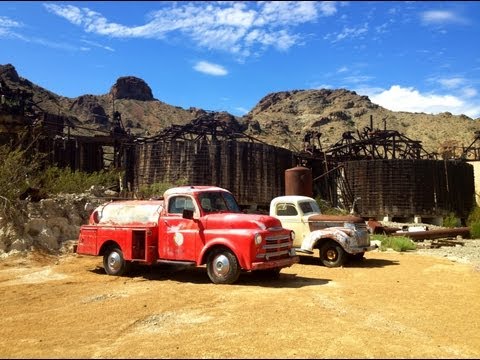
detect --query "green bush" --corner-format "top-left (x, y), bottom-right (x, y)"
top-left (314, 197), bottom-right (348, 215)
top-left (467, 204), bottom-right (480, 239)
top-left (467, 204), bottom-right (480, 224)
top-left (40, 167), bottom-right (122, 195)
top-left (0, 145), bottom-right (43, 202)
top-left (371, 234), bottom-right (417, 252)
top-left (137, 178), bottom-right (188, 199)
top-left (443, 212), bottom-right (460, 228)
top-left (0, 144), bottom-right (44, 221)
top-left (470, 221), bottom-right (480, 239)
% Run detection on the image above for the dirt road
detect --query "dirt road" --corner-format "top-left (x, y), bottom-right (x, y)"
top-left (1, 249), bottom-right (479, 359)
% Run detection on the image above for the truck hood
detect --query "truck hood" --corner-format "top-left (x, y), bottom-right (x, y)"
top-left (307, 214), bottom-right (365, 223)
top-left (203, 213), bottom-right (283, 230)
top-left (306, 214), bottom-right (366, 233)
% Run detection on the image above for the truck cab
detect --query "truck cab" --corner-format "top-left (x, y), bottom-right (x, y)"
top-left (270, 195), bottom-right (376, 267)
top-left (77, 186), bottom-right (298, 284)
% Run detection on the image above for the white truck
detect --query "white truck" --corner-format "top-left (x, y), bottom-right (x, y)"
top-left (270, 195), bottom-right (377, 267)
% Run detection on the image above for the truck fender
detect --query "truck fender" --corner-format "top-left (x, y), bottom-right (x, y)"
top-left (98, 240), bottom-right (121, 256)
top-left (300, 228), bottom-right (350, 253)
top-left (198, 238), bottom-right (247, 269)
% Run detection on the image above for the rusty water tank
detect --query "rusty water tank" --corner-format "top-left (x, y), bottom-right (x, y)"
top-left (285, 166), bottom-right (313, 197)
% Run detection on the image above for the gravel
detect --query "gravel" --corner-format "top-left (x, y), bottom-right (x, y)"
top-left (380, 220), bottom-right (480, 270)
top-left (414, 239), bottom-right (480, 270)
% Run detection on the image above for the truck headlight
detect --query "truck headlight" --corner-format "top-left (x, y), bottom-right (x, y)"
top-left (254, 233), bottom-right (263, 245)
top-left (290, 231), bottom-right (295, 241)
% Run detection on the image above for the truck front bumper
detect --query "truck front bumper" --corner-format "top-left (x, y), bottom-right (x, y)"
top-left (251, 255), bottom-right (299, 271)
top-left (349, 243), bottom-right (378, 254)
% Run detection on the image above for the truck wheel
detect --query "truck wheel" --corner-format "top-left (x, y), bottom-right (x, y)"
top-left (103, 247), bottom-right (130, 276)
top-left (320, 241), bottom-right (346, 268)
top-left (207, 249), bottom-right (241, 284)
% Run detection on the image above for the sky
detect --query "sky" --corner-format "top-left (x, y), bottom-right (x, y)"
top-left (1, 1), bottom-right (480, 119)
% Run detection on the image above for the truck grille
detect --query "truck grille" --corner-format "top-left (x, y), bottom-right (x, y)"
top-left (355, 223), bottom-right (368, 231)
top-left (256, 232), bottom-right (292, 260)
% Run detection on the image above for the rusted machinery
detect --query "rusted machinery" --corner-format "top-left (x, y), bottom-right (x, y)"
top-left (297, 116), bottom-right (476, 220)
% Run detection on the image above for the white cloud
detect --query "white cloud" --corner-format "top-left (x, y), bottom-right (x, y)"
top-left (421, 10), bottom-right (468, 25)
top-left (319, 1), bottom-right (338, 16)
top-left (0, 16), bottom-right (22, 28)
top-left (343, 75), bottom-right (373, 84)
top-left (337, 66), bottom-right (348, 73)
top-left (234, 106), bottom-right (249, 115)
top-left (80, 39), bottom-right (114, 52)
top-left (43, 2), bottom-right (336, 59)
top-left (0, 15), bottom-right (23, 38)
top-left (367, 85), bottom-right (480, 119)
top-left (437, 77), bottom-right (465, 89)
top-left (462, 87), bottom-right (477, 98)
top-left (318, 84), bottom-right (334, 89)
top-left (193, 61), bottom-right (228, 76)
top-left (324, 23), bottom-right (369, 43)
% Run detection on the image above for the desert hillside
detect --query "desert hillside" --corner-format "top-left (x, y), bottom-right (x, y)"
top-left (1, 63), bottom-right (478, 154)
top-left (243, 89), bottom-right (479, 154)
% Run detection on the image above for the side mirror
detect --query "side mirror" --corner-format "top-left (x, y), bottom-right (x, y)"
top-left (182, 209), bottom-right (194, 220)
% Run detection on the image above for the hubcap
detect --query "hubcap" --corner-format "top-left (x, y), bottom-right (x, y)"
top-left (213, 254), bottom-right (230, 278)
top-left (326, 249), bottom-right (337, 261)
top-left (107, 252), bottom-right (122, 273)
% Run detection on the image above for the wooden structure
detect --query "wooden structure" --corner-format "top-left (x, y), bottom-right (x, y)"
top-left (133, 114), bottom-right (295, 207)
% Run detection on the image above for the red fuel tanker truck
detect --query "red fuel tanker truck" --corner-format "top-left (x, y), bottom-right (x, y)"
top-left (76, 186), bottom-right (298, 284)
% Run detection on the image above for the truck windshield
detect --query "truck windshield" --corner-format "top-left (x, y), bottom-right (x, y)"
top-left (198, 192), bottom-right (241, 213)
top-left (298, 200), bottom-right (320, 215)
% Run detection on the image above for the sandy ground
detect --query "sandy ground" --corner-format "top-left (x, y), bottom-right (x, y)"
top-left (0, 248), bottom-right (479, 359)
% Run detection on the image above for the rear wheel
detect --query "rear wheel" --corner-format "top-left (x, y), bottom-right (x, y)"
top-left (103, 247), bottom-right (130, 276)
top-left (320, 241), bottom-right (346, 268)
top-left (207, 248), bottom-right (241, 284)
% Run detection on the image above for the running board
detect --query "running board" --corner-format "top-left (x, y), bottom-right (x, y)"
top-left (294, 248), bottom-right (314, 255)
top-left (156, 260), bottom-right (196, 266)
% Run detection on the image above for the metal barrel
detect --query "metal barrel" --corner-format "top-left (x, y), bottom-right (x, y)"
top-left (285, 166), bottom-right (313, 197)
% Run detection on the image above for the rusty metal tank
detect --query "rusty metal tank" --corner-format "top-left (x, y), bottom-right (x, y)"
top-left (285, 166), bottom-right (313, 197)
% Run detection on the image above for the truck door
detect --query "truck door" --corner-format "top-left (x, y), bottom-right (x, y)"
top-left (158, 195), bottom-right (199, 261)
top-left (274, 202), bottom-right (306, 246)
top-left (77, 227), bottom-right (98, 255)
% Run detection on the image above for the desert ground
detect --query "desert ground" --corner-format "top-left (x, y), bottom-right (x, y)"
top-left (0, 248), bottom-right (479, 359)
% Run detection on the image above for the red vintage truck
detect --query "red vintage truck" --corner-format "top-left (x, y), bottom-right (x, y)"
top-left (76, 186), bottom-right (298, 284)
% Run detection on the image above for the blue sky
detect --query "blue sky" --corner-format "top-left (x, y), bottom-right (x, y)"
top-left (1, 1), bottom-right (480, 119)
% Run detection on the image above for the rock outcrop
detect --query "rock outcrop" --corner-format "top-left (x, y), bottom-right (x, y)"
top-left (0, 190), bottom-right (114, 256)
top-left (109, 76), bottom-right (154, 101)
top-left (69, 95), bottom-right (109, 125)
top-left (0, 64), bottom-right (20, 83)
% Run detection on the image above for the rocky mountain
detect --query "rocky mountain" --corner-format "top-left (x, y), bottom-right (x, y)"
top-left (243, 89), bottom-right (480, 154)
top-left (1, 63), bottom-right (479, 154)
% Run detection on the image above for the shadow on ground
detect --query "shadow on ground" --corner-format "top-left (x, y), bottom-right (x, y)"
top-left (298, 254), bottom-right (400, 268)
top-left (90, 264), bottom-right (330, 288)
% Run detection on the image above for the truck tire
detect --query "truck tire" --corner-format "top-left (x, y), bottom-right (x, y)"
top-left (103, 247), bottom-right (130, 276)
top-left (207, 248), bottom-right (241, 284)
top-left (320, 241), bottom-right (346, 268)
